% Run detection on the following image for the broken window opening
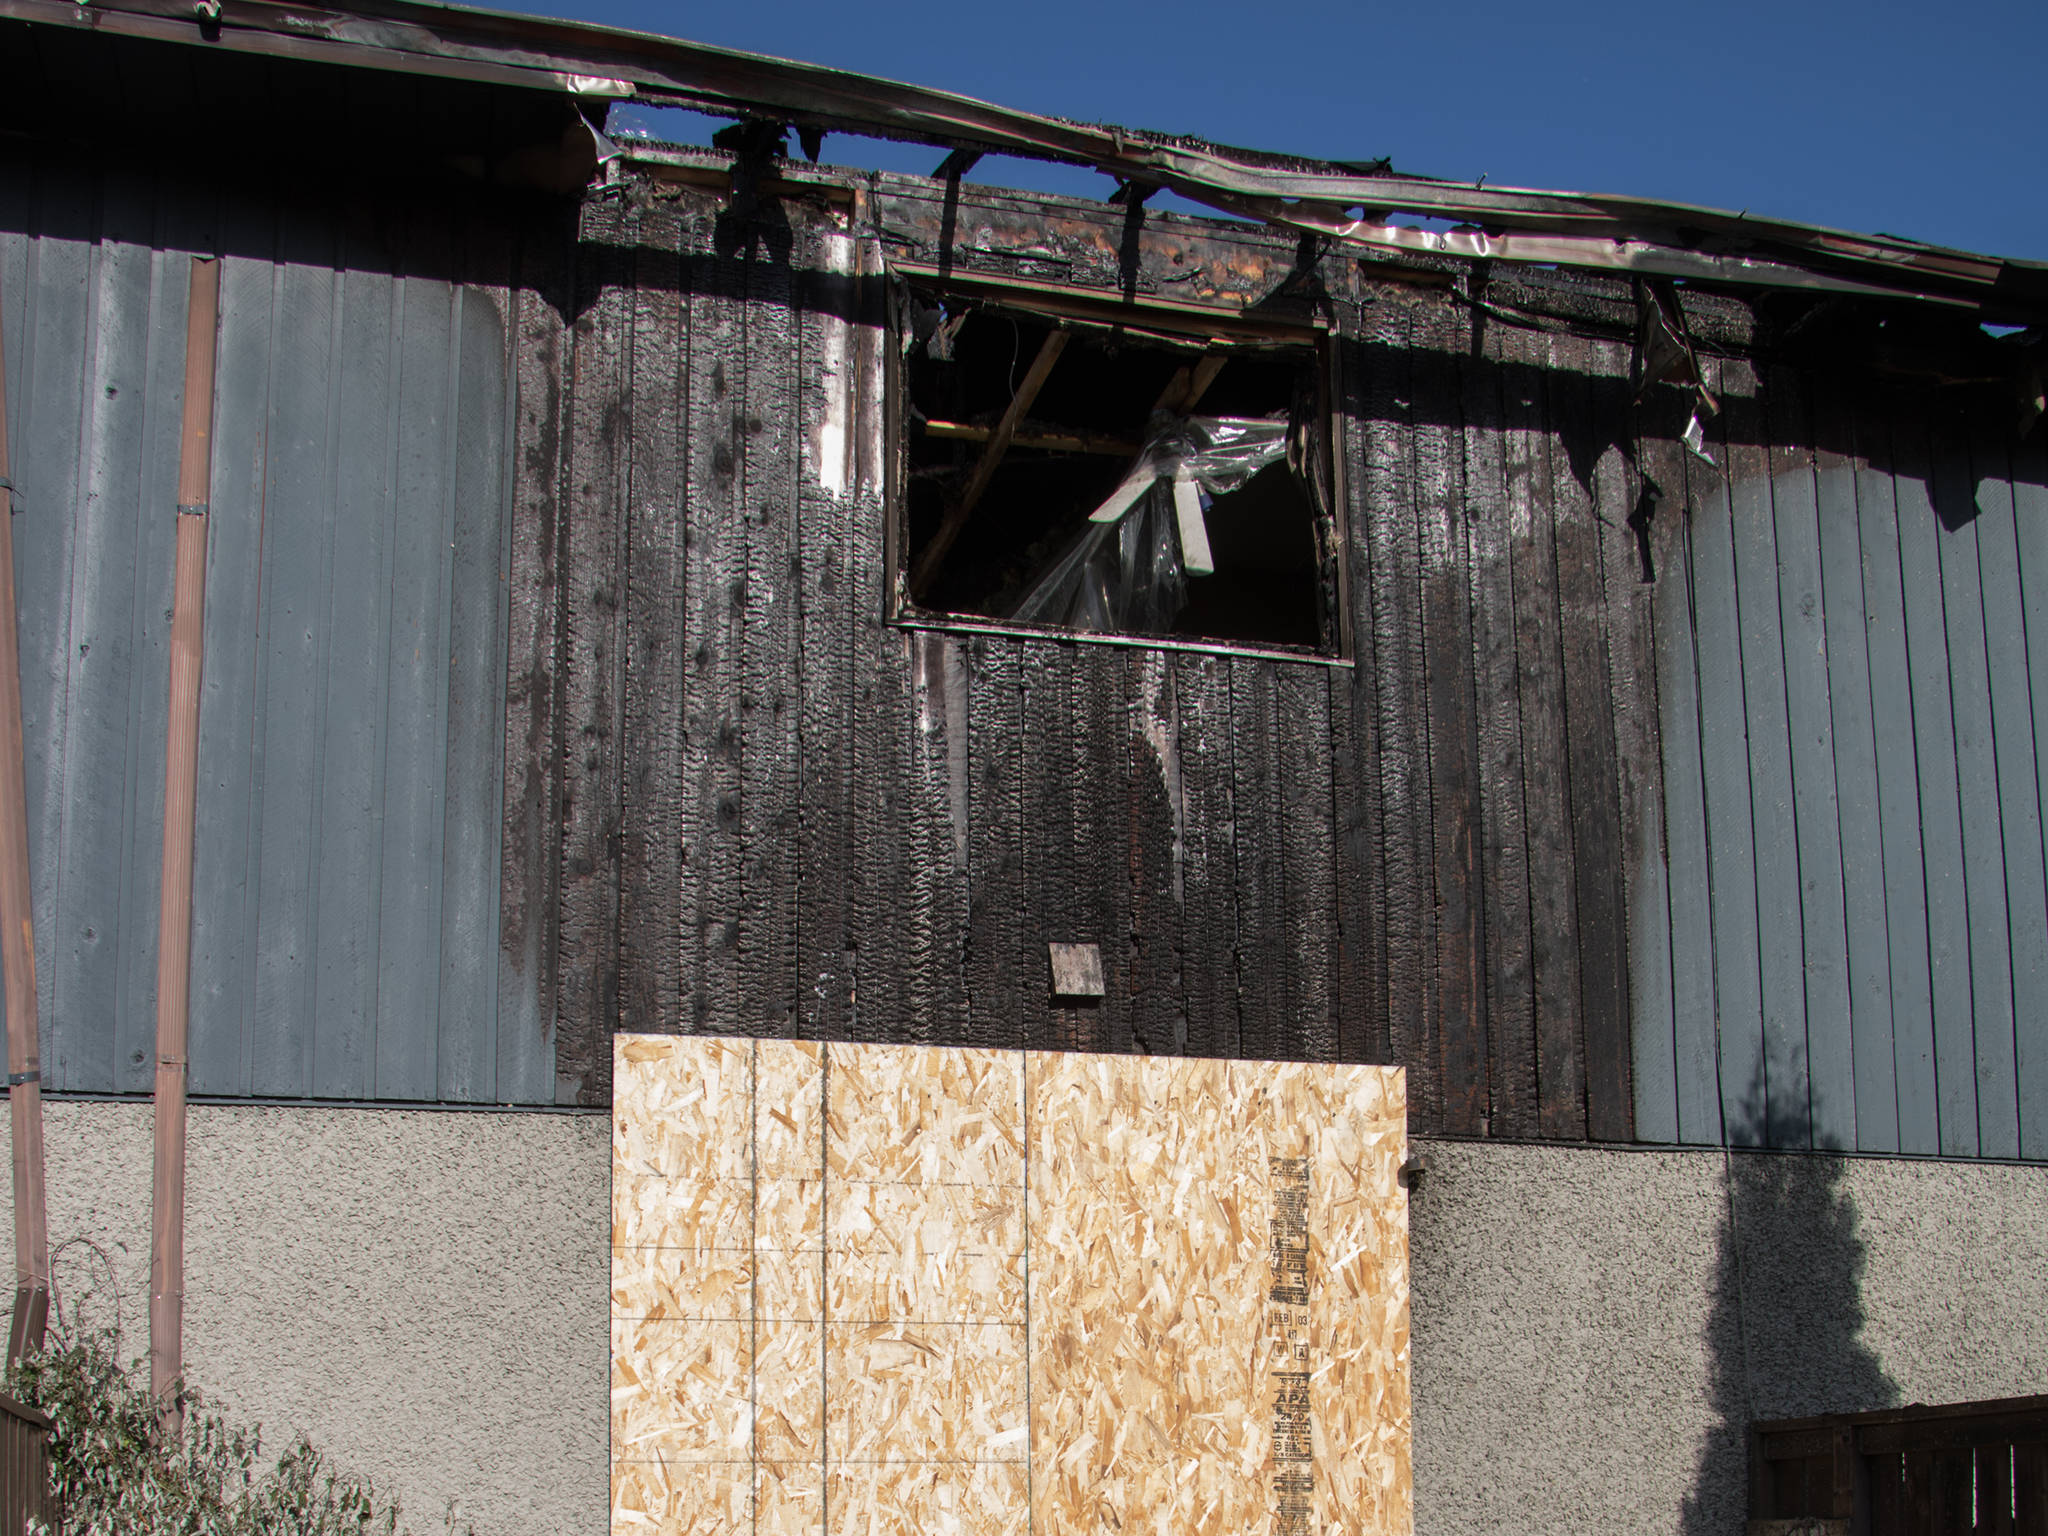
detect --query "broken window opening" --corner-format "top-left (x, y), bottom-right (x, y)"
top-left (894, 286), bottom-right (1339, 655)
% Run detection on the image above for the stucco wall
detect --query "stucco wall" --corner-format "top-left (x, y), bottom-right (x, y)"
top-left (2, 1103), bottom-right (2043, 1536)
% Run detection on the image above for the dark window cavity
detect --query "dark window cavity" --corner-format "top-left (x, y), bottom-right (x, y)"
top-left (893, 286), bottom-right (1340, 655)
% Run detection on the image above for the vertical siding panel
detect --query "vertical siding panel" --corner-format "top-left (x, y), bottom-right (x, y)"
top-left (1970, 428), bottom-right (2042, 1163)
top-left (1126, 648), bottom-right (1184, 1057)
top-left (1506, 335), bottom-right (1583, 1138)
top-left (247, 227), bottom-right (338, 1096)
top-left (1931, 423), bottom-right (2017, 1159)
top-left (188, 227), bottom-right (277, 1098)
top-left (435, 286), bottom-right (511, 1102)
top-left (1726, 364), bottom-right (1807, 1145)
top-left (678, 231), bottom-right (746, 1039)
top-left (2011, 430), bottom-right (2048, 1159)
top-left (1229, 658), bottom-right (1286, 1061)
top-left (1331, 332), bottom-right (1386, 1067)
top-left (1690, 364), bottom-right (1765, 1145)
top-left (794, 229), bottom-right (870, 1041)
top-left (556, 202), bottom-right (630, 1099)
top-left (1645, 418), bottom-right (1719, 1144)
top-left (1362, 301), bottom-right (1438, 1123)
top-left (1766, 369), bottom-right (1854, 1150)
top-left (1277, 665), bottom-right (1337, 1064)
top-left (1019, 646), bottom-right (1074, 1050)
top-left (312, 251), bottom-right (397, 1100)
top-left (963, 638), bottom-right (1026, 1047)
top-left (1174, 652), bottom-right (1237, 1059)
top-left (1602, 344), bottom-right (1676, 1147)
top-left (497, 216), bottom-right (571, 1104)
top-left (1414, 310), bottom-right (1482, 1125)
top-left (738, 230), bottom-right (805, 1040)
top-left (12, 188), bottom-right (95, 1088)
top-left (53, 182), bottom-right (154, 1094)
top-left (111, 219), bottom-right (188, 1098)
top-left (1463, 317), bottom-right (1532, 1133)
top-left (616, 209), bottom-right (688, 1036)
top-left (1550, 336), bottom-right (1630, 1142)
top-left (373, 262), bottom-right (460, 1100)
top-left (1892, 409), bottom-right (1977, 1156)
top-left (1811, 390), bottom-right (1898, 1152)
top-left (905, 629), bottom-right (970, 1042)
top-left (1073, 645), bottom-right (1128, 1053)
top-left (1857, 449), bottom-right (1939, 1156)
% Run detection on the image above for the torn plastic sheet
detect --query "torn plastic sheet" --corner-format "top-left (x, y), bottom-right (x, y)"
top-left (1008, 414), bottom-right (1290, 634)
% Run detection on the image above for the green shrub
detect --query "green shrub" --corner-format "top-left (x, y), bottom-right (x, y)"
top-left (6, 1330), bottom-right (468, 1536)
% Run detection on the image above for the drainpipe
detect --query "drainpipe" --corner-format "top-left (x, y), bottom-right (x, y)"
top-left (0, 270), bottom-right (49, 1366)
top-left (150, 254), bottom-right (220, 1423)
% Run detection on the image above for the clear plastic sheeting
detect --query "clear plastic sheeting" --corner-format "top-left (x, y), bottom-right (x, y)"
top-left (1008, 414), bottom-right (1290, 635)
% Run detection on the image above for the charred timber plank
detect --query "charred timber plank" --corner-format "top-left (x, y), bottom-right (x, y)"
top-left (794, 227), bottom-right (874, 1041)
top-left (1503, 328), bottom-right (1584, 1139)
top-left (1331, 329), bottom-right (1388, 1066)
top-left (1765, 364), bottom-right (1854, 1150)
top-left (964, 636), bottom-right (1027, 1046)
top-left (498, 205), bottom-right (573, 1104)
top-left (1412, 297), bottom-right (1484, 1130)
top-left (1930, 409), bottom-right (2018, 1158)
top-left (677, 232), bottom-right (747, 1039)
top-left (1021, 644), bottom-right (1077, 1050)
top-left (737, 220), bottom-right (804, 1041)
top-left (1585, 333), bottom-right (1670, 1144)
top-left (1547, 333), bottom-right (1631, 1142)
top-left (554, 197), bottom-right (632, 1103)
top-left (1125, 648), bottom-right (1185, 1057)
top-left (617, 206), bottom-right (689, 1037)
top-left (1361, 299), bottom-right (1438, 1123)
top-left (1889, 391), bottom-right (1976, 1157)
top-left (1277, 664), bottom-right (1337, 1064)
top-left (1637, 368), bottom-right (1714, 1143)
top-left (1463, 301), bottom-right (1534, 1133)
top-left (1228, 656), bottom-right (1287, 1063)
top-left (1072, 645), bottom-right (1128, 1053)
top-left (905, 628), bottom-right (972, 1042)
top-left (1809, 380), bottom-right (1897, 1152)
top-left (2007, 422), bottom-right (2048, 1159)
top-left (1173, 652), bottom-right (1239, 1058)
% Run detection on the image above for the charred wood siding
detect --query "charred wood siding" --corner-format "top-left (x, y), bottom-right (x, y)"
top-left (530, 184), bottom-right (1673, 1144)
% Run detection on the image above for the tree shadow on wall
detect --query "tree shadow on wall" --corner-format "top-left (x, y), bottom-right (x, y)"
top-left (1680, 1062), bottom-right (1899, 1535)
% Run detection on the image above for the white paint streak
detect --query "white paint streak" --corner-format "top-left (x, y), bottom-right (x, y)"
top-left (813, 233), bottom-right (856, 499)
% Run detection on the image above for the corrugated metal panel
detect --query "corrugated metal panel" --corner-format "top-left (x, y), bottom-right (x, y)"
top-left (1657, 375), bottom-right (2048, 1160)
top-left (0, 171), bottom-right (535, 1103)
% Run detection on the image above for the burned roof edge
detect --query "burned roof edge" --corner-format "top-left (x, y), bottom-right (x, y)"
top-left (6, 0), bottom-right (2046, 318)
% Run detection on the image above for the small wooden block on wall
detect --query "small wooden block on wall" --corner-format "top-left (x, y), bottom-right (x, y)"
top-left (611, 1035), bottom-right (1411, 1536)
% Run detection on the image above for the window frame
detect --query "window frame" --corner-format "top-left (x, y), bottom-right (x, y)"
top-left (882, 261), bottom-right (1353, 667)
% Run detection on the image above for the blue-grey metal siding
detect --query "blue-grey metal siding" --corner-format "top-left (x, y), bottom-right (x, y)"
top-left (1650, 370), bottom-right (2048, 1159)
top-left (0, 171), bottom-right (545, 1103)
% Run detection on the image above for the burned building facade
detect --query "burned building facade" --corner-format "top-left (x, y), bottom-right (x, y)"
top-left (2, 2), bottom-right (2046, 1532)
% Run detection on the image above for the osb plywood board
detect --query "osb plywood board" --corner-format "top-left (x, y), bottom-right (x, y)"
top-left (612, 1036), bottom-right (1409, 1536)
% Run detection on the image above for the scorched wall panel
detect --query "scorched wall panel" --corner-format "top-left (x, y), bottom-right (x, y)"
top-left (609, 1033), bottom-right (1411, 1536)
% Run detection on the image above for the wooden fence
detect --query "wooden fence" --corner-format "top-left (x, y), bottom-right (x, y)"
top-left (0, 1392), bottom-right (53, 1534)
top-left (1753, 1394), bottom-right (2048, 1535)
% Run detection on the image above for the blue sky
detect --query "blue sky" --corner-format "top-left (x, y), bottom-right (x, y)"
top-left (503, 0), bottom-right (2046, 262)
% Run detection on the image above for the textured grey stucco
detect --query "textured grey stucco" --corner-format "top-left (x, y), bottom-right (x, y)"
top-left (1410, 1140), bottom-right (2048, 1536)
top-left (3, 1105), bottom-right (2043, 1536)
top-left (2, 1101), bottom-right (609, 1536)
